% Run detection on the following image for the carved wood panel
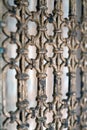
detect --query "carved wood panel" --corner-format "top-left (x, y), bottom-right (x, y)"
top-left (0, 0), bottom-right (87, 130)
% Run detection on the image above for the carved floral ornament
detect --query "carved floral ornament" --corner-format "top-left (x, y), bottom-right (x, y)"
top-left (0, 0), bottom-right (87, 130)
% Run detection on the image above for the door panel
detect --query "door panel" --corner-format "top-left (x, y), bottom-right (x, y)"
top-left (0, 0), bottom-right (87, 130)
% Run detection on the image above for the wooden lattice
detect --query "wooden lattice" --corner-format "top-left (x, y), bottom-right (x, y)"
top-left (0, 0), bottom-right (87, 130)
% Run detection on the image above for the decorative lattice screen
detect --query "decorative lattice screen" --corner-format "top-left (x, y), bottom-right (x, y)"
top-left (0, 0), bottom-right (87, 130)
